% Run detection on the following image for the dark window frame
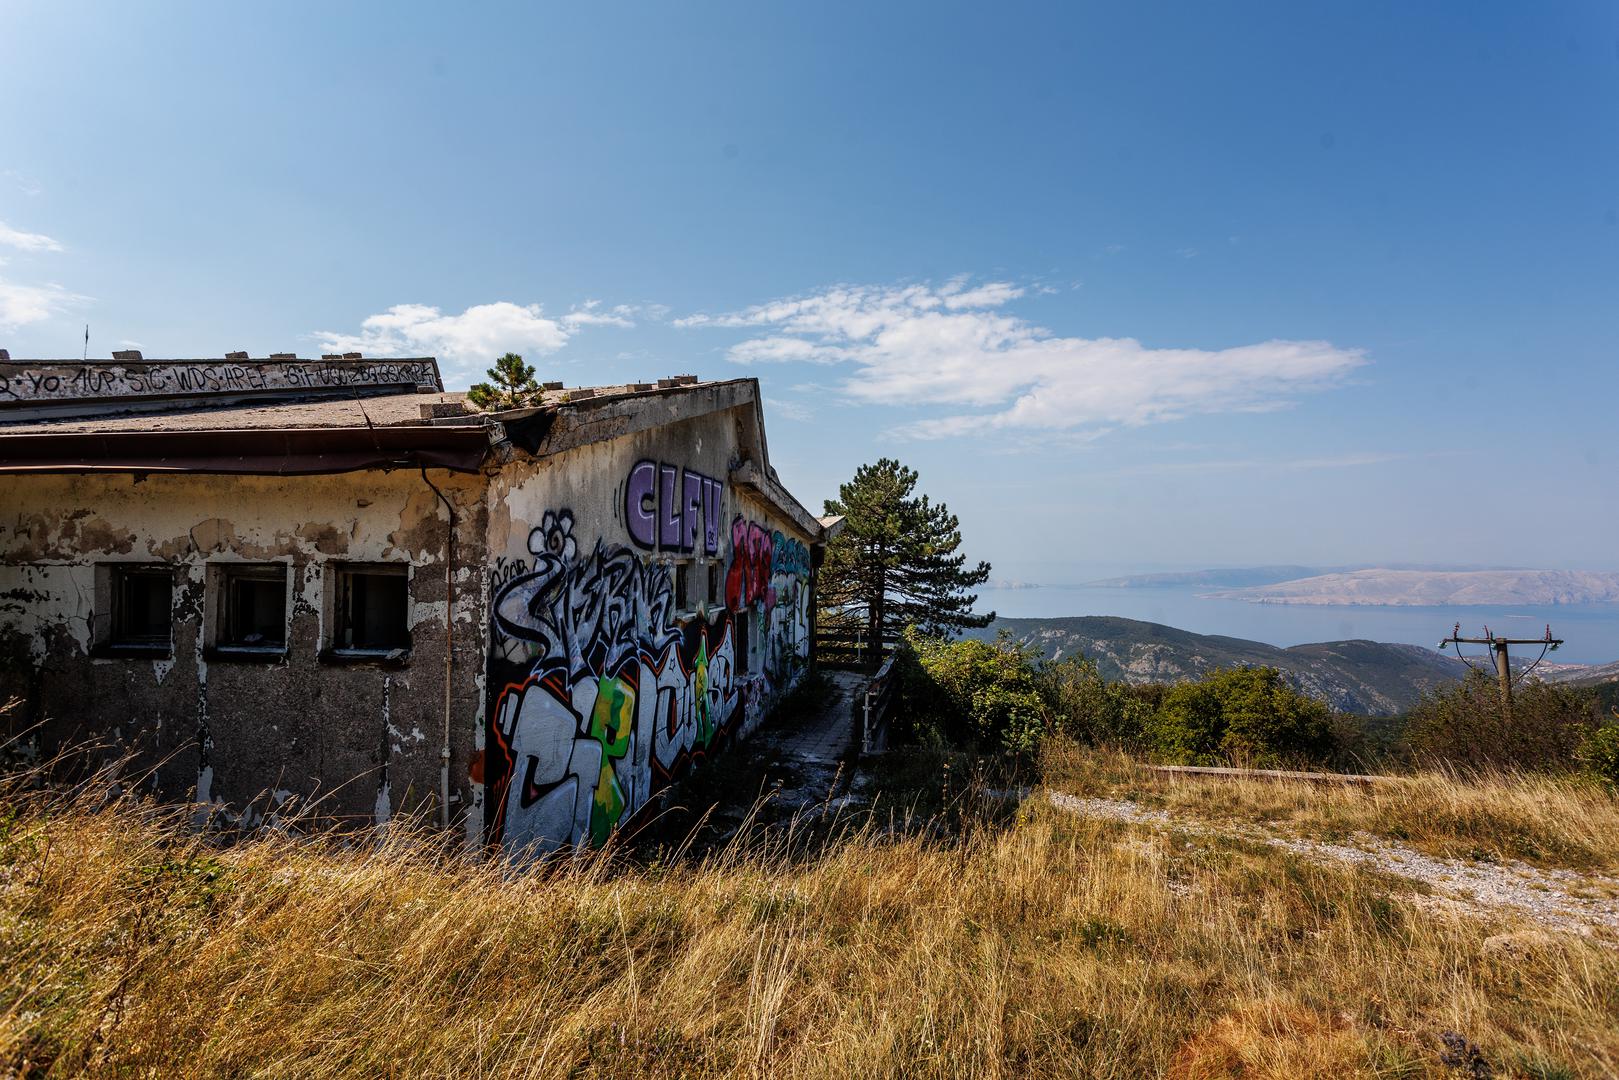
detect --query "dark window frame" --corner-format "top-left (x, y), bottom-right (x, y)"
top-left (93, 563), bottom-right (173, 658)
top-left (323, 563), bottom-right (412, 665)
top-left (209, 562), bottom-right (290, 661)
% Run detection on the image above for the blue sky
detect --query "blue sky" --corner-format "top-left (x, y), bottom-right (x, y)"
top-left (2, 2), bottom-right (1616, 581)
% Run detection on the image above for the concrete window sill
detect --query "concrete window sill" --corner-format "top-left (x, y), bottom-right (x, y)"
top-left (204, 645), bottom-right (289, 664)
top-left (319, 648), bottom-right (412, 669)
top-left (90, 642), bottom-right (173, 660)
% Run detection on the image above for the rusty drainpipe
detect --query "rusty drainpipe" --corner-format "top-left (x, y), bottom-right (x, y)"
top-left (421, 467), bottom-right (455, 831)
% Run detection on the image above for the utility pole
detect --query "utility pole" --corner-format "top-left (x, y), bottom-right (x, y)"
top-left (1438, 623), bottom-right (1563, 710)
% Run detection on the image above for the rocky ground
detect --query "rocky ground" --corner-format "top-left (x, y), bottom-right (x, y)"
top-left (1048, 790), bottom-right (1619, 939)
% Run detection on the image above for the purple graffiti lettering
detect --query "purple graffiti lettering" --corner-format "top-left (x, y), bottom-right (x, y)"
top-left (620, 460), bottom-right (728, 554)
top-left (681, 470), bottom-right (704, 553)
top-left (625, 460), bottom-right (658, 548)
top-left (658, 465), bottom-right (681, 549)
top-left (704, 478), bottom-right (722, 555)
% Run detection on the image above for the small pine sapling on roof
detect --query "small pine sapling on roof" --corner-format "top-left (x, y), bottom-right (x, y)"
top-left (467, 352), bottom-right (540, 411)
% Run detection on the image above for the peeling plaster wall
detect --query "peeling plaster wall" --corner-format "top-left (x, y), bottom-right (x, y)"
top-left (479, 405), bottom-right (815, 853)
top-left (0, 470), bottom-right (488, 829)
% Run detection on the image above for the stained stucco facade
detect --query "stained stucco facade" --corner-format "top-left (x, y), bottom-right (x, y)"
top-left (0, 358), bottom-right (821, 853)
top-left (0, 470), bottom-right (488, 831)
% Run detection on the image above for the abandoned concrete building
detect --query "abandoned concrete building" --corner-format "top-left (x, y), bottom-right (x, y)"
top-left (0, 353), bottom-right (827, 852)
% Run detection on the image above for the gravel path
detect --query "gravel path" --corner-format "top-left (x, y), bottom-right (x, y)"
top-left (1047, 791), bottom-right (1619, 938)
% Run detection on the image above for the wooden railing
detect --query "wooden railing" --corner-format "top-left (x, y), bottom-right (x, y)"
top-left (813, 628), bottom-right (898, 671)
top-left (860, 654), bottom-right (898, 754)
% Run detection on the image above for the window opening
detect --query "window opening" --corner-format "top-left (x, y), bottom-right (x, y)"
top-left (217, 564), bottom-right (288, 651)
top-left (335, 565), bottom-right (411, 652)
top-left (105, 565), bottom-right (171, 654)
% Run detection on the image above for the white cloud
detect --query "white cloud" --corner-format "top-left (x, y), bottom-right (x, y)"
top-left (729, 336), bottom-right (849, 364)
top-left (0, 215), bottom-right (81, 330)
top-left (683, 279), bottom-right (1367, 440)
top-left (559, 300), bottom-right (638, 329)
top-left (314, 300), bottom-right (636, 382)
top-left (0, 221), bottom-right (62, 253)
top-left (0, 279), bottom-right (80, 330)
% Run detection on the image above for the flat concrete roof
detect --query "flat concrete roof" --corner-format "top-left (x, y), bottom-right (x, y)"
top-left (0, 361), bottom-right (823, 536)
top-left (0, 390), bottom-right (463, 434)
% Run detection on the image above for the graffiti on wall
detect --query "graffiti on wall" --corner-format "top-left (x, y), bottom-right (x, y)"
top-left (484, 454), bottom-right (817, 853)
top-left (0, 358), bottom-right (440, 405)
top-left (485, 509), bottom-right (749, 851)
top-left (723, 517), bottom-right (812, 690)
top-left (624, 460), bottom-right (724, 555)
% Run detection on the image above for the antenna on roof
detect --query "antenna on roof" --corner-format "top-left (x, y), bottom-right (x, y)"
top-left (82, 324), bottom-right (89, 362)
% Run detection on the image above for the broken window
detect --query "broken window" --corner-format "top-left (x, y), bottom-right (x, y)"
top-left (97, 564), bottom-right (172, 656)
top-left (333, 564), bottom-right (410, 654)
top-left (215, 564), bottom-right (288, 653)
top-left (707, 563), bottom-right (721, 607)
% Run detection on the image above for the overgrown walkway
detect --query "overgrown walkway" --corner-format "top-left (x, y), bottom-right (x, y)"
top-left (750, 669), bottom-right (868, 813)
top-left (1048, 789), bottom-right (1619, 939)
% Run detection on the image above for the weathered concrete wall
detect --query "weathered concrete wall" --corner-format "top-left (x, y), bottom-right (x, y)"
top-left (478, 405), bottom-right (815, 852)
top-left (0, 470), bottom-right (488, 829)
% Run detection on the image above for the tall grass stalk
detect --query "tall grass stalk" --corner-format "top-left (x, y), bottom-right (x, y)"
top-left (1, 746), bottom-right (1616, 1077)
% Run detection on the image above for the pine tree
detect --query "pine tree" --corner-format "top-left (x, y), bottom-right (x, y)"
top-left (466, 352), bottom-right (539, 411)
top-left (820, 458), bottom-right (993, 658)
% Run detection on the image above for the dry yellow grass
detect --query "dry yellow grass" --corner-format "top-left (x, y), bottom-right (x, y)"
top-left (1, 755), bottom-right (1617, 1077)
top-left (1044, 742), bottom-right (1619, 874)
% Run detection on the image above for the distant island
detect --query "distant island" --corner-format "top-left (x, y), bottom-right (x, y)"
top-left (1085, 566), bottom-right (1331, 589)
top-left (972, 614), bottom-right (1617, 715)
top-left (1077, 565), bottom-right (1619, 607)
top-left (1209, 569), bottom-right (1619, 607)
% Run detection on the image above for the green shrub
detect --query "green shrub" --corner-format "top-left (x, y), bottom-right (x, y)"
top-left (896, 629), bottom-right (1048, 753)
top-left (1579, 717), bottom-right (1619, 792)
top-left (1402, 670), bottom-right (1598, 772)
top-left (1034, 655), bottom-right (1150, 749)
top-left (1145, 666), bottom-right (1334, 768)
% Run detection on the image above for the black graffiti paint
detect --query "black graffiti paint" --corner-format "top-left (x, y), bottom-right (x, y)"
top-left (484, 510), bottom-right (760, 852)
top-left (0, 359), bottom-right (439, 404)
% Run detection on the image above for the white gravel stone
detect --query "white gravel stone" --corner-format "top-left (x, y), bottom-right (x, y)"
top-left (1047, 791), bottom-right (1619, 939)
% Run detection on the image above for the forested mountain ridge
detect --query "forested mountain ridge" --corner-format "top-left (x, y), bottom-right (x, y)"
top-left (969, 616), bottom-right (1469, 715)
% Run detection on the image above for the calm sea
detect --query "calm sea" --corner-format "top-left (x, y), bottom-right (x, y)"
top-left (974, 586), bottom-right (1619, 666)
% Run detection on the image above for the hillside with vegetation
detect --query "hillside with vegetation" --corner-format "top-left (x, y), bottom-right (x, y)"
top-left (973, 615), bottom-right (1466, 715)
